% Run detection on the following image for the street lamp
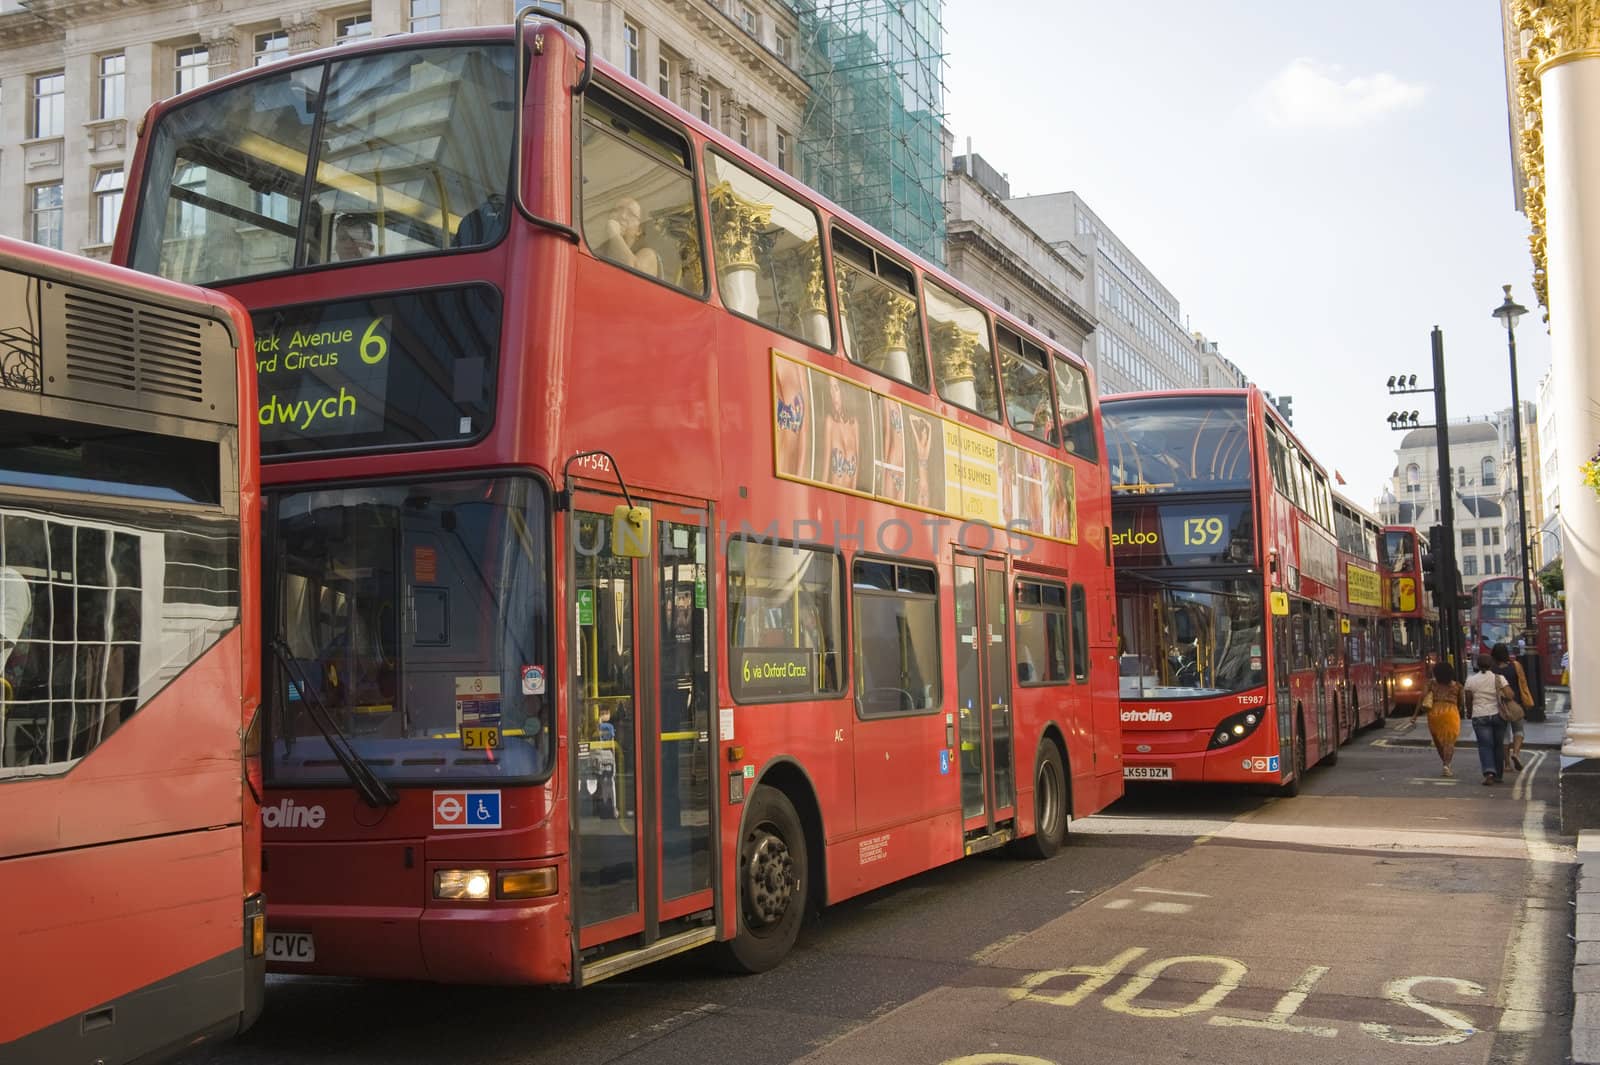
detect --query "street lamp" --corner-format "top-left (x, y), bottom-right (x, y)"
top-left (1492, 284), bottom-right (1536, 644)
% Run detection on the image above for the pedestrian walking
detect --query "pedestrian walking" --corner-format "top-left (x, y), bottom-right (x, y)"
top-left (1490, 643), bottom-right (1534, 771)
top-left (1463, 653), bottom-right (1516, 785)
top-left (1407, 662), bottom-right (1464, 777)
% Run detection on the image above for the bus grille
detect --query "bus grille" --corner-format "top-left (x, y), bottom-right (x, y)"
top-left (63, 290), bottom-right (207, 405)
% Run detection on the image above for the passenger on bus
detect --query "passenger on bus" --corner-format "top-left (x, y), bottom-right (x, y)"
top-left (599, 197), bottom-right (661, 277)
top-left (332, 217), bottom-right (376, 262)
top-left (453, 193), bottom-right (507, 248)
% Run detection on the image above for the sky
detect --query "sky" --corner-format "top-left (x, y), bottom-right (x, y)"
top-left (943, 0), bottom-right (1549, 513)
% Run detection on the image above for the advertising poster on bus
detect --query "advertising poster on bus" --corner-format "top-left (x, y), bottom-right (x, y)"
top-left (771, 351), bottom-right (1076, 543)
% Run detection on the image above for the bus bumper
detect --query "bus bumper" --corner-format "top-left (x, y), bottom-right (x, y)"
top-left (265, 893), bottom-right (570, 985)
top-left (1122, 729), bottom-right (1283, 784)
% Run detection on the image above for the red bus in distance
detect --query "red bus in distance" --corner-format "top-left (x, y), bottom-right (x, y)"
top-left (1105, 387), bottom-right (1359, 793)
top-left (1377, 525), bottom-right (1438, 714)
top-left (0, 235), bottom-right (264, 1062)
top-left (115, 17), bottom-right (1123, 986)
top-left (1468, 575), bottom-right (1542, 660)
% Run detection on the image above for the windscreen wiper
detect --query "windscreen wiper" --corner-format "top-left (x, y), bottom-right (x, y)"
top-left (269, 636), bottom-right (398, 809)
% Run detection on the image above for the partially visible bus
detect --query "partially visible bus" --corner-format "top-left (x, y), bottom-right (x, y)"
top-left (1106, 387), bottom-right (1344, 795)
top-left (1537, 607), bottom-right (1567, 687)
top-left (1377, 525), bottom-right (1437, 714)
top-left (0, 235), bottom-right (264, 1062)
top-left (114, 19), bottom-right (1123, 986)
top-left (1332, 492), bottom-right (1385, 730)
top-left (1468, 576), bottom-right (1542, 659)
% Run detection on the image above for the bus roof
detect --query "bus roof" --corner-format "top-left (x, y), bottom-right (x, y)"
top-left (129, 21), bottom-right (1094, 380)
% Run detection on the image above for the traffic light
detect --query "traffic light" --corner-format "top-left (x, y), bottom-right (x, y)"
top-left (1421, 524), bottom-right (1446, 607)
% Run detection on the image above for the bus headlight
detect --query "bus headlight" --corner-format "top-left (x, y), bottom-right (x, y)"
top-left (1207, 705), bottom-right (1267, 750)
top-left (1400, 676), bottom-right (1415, 689)
top-left (434, 869), bottom-right (493, 900)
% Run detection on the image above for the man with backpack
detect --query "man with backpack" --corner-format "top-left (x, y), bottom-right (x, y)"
top-left (1491, 642), bottom-right (1536, 770)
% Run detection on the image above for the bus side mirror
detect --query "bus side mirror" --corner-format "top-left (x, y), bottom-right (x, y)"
top-left (612, 504), bottom-right (652, 558)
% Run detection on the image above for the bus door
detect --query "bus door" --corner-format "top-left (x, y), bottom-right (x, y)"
top-left (953, 554), bottom-right (1016, 844)
top-left (567, 497), bottom-right (716, 977)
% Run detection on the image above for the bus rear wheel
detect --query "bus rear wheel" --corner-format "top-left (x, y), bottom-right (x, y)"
top-left (1013, 743), bottom-right (1067, 860)
top-left (717, 784), bottom-right (807, 974)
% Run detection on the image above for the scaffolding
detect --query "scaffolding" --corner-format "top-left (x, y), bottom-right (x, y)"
top-left (794, 0), bottom-right (948, 266)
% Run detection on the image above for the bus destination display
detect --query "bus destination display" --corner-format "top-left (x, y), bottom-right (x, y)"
top-left (251, 286), bottom-right (501, 457)
top-left (1111, 501), bottom-right (1253, 566)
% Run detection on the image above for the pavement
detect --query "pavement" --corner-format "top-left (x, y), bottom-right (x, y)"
top-left (1425, 684), bottom-right (1600, 1065)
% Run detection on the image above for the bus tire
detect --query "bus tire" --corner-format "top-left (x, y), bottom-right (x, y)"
top-left (1013, 742), bottom-right (1068, 860)
top-left (718, 784), bottom-right (807, 974)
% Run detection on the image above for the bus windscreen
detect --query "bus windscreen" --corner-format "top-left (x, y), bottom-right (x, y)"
top-left (1104, 395), bottom-right (1252, 495)
top-left (129, 45), bottom-right (516, 286)
top-left (1116, 576), bottom-right (1266, 699)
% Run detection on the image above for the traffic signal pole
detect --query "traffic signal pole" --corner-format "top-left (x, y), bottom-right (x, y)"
top-left (1430, 328), bottom-right (1465, 678)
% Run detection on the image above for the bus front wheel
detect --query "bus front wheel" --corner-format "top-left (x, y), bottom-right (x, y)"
top-left (1013, 742), bottom-right (1068, 860)
top-left (718, 784), bottom-right (807, 974)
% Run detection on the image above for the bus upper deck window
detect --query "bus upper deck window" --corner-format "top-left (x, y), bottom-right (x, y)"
top-left (580, 93), bottom-right (705, 296)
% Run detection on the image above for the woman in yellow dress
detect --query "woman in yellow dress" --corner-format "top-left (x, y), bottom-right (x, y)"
top-left (1408, 662), bottom-right (1463, 777)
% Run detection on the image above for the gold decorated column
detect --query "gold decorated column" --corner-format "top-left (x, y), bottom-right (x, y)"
top-left (1506, 0), bottom-right (1600, 828)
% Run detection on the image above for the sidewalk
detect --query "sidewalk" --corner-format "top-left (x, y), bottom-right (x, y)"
top-left (1382, 687), bottom-right (1569, 749)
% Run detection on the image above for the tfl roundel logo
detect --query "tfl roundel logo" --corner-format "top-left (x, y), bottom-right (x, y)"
top-left (433, 790), bottom-right (501, 829)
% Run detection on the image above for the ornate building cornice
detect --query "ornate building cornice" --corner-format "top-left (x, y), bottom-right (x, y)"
top-left (1505, 1), bottom-right (1600, 317)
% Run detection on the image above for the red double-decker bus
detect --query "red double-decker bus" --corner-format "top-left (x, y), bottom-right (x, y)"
top-left (1105, 387), bottom-right (1349, 794)
top-left (1332, 492), bottom-right (1386, 730)
top-left (1377, 525), bottom-right (1438, 713)
top-left (115, 18), bottom-right (1122, 985)
top-left (0, 235), bottom-right (264, 1062)
top-left (1468, 575), bottom-right (1541, 659)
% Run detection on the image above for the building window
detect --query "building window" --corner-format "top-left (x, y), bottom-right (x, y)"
top-left (1482, 456), bottom-right (1496, 486)
top-left (1461, 529), bottom-right (1476, 548)
top-left (1489, 527), bottom-right (1501, 546)
top-left (514, 0), bottom-right (564, 13)
top-left (409, 0), bottom-right (441, 32)
top-left (658, 55), bottom-right (672, 99)
top-left (176, 46), bottom-right (210, 94)
top-left (775, 30), bottom-right (791, 64)
top-left (740, 4), bottom-right (757, 32)
top-left (738, 112), bottom-right (749, 147)
top-left (94, 168), bottom-right (125, 243)
top-left (336, 13), bottom-right (373, 43)
top-left (623, 21), bottom-right (641, 80)
top-left (98, 54), bottom-right (126, 120)
top-left (699, 86), bottom-right (712, 124)
top-left (255, 30), bottom-right (289, 66)
top-left (30, 183), bottom-right (63, 249)
top-left (1463, 555), bottom-right (1478, 577)
top-left (32, 72), bottom-right (64, 138)
top-left (775, 128), bottom-right (788, 171)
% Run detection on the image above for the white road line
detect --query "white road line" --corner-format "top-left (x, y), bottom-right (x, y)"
top-left (1104, 899), bottom-right (1133, 910)
top-left (1512, 750), bottom-right (1545, 801)
top-left (1496, 798), bottom-right (1574, 1061)
top-left (1133, 887), bottom-right (1211, 898)
top-left (1138, 901), bottom-right (1193, 914)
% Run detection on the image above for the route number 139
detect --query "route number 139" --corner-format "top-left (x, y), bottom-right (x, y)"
top-left (1182, 517), bottom-right (1225, 546)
